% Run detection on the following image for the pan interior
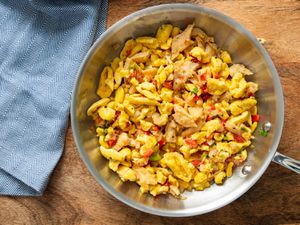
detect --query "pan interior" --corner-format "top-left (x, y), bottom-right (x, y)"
top-left (71, 4), bottom-right (284, 216)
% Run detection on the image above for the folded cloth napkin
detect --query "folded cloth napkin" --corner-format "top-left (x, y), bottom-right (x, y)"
top-left (0, 0), bottom-right (108, 196)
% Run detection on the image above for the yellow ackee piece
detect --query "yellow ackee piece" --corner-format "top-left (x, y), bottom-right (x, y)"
top-left (163, 152), bottom-right (195, 182)
top-left (194, 172), bottom-right (207, 184)
top-left (100, 146), bottom-right (125, 162)
top-left (221, 51), bottom-right (232, 64)
top-left (136, 36), bottom-right (159, 49)
top-left (160, 87), bottom-right (173, 102)
top-left (226, 162), bottom-right (234, 177)
top-left (87, 98), bottom-right (110, 116)
top-left (191, 132), bottom-right (206, 145)
top-left (117, 165), bottom-right (136, 182)
top-left (99, 135), bottom-right (109, 148)
top-left (161, 38), bottom-right (172, 50)
top-left (98, 107), bottom-right (116, 121)
top-left (127, 95), bottom-right (159, 106)
top-left (111, 57), bottom-right (121, 71)
top-left (207, 78), bottom-right (228, 95)
top-left (228, 111), bottom-right (250, 125)
top-left (129, 43), bottom-right (143, 56)
top-left (118, 111), bottom-right (130, 130)
top-left (201, 119), bottom-right (222, 135)
top-left (109, 160), bottom-right (120, 172)
top-left (171, 26), bottom-right (181, 37)
top-left (158, 101), bottom-right (173, 115)
top-left (189, 46), bottom-right (207, 61)
top-left (152, 113), bottom-right (168, 126)
top-left (229, 98), bottom-right (257, 116)
top-left (97, 66), bottom-right (114, 98)
top-left (120, 39), bottom-right (136, 59)
top-left (115, 86), bottom-right (125, 103)
top-left (140, 120), bottom-right (153, 131)
top-left (156, 24), bottom-right (173, 44)
top-left (215, 171), bottom-right (226, 184)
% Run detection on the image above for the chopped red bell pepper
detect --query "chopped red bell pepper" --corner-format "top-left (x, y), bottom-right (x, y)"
top-left (191, 56), bottom-right (201, 64)
top-left (163, 81), bottom-right (173, 89)
top-left (114, 111), bottom-right (121, 121)
top-left (201, 93), bottom-right (211, 102)
top-left (130, 70), bottom-right (137, 78)
top-left (143, 148), bottom-right (153, 158)
top-left (252, 114), bottom-right (260, 122)
top-left (208, 104), bottom-right (215, 111)
top-left (152, 80), bottom-right (158, 87)
top-left (208, 134), bottom-right (214, 140)
top-left (145, 131), bottom-right (151, 135)
top-left (233, 134), bottom-right (245, 143)
top-left (94, 116), bottom-right (103, 126)
top-left (107, 137), bottom-right (117, 148)
top-left (221, 119), bottom-right (228, 127)
top-left (247, 92), bottom-right (254, 97)
top-left (152, 125), bottom-right (160, 132)
top-left (201, 84), bottom-right (207, 92)
top-left (214, 72), bottom-right (221, 79)
top-left (164, 181), bottom-right (171, 187)
top-left (185, 138), bottom-right (198, 148)
top-left (126, 49), bottom-right (132, 56)
top-left (193, 94), bottom-right (200, 101)
top-left (158, 137), bottom-right (165, 149)
top-left (191, 58), bottom-right (198, 63)
top-left (200, 74), bottom-right (207, 81)
top-left (206, 115), bottom-right (213, 121)
top-left (191, 159), bottom-right (201, 167)
top-left (178, 75), bottom-right (186, 80)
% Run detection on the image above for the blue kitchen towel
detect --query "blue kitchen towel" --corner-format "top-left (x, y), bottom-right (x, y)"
top-left (0, 0), bottom-right (108, 196)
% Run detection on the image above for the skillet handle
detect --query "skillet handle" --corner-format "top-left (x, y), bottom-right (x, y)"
top-left (272, 152), bottom-right (300, 174)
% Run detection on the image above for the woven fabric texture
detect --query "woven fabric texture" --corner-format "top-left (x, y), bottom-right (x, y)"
top-left (0, 0), bottom-right (108, 196)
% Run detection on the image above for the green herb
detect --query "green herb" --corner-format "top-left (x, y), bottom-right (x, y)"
top-left (191, 87), bottom-right (199, 94)
top-left (237, 148), bottom-right (244, 154)
top-left (149, 152), bottom-right (162, 161)
top-left (103, 128), bottom-right (108, 136)
top-left (241, 127), bottom-right (248, 132)
top-left (200, 152), bottom-right (207, 160)
top-left (219, 152), bottom-right (227, 158)
top-left (259, 129), bottom-right (268, 137)
top-left (223, 136), bottom-right (228, 141)
top-left (104, 120), bottom-right (110, 128)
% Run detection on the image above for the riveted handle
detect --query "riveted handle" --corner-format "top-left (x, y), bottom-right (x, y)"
top-left (272, 152), bottom-right (300, 174)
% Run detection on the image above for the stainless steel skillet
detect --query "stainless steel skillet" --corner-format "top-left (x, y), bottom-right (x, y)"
top-left (71, 3), bottom-right (300, 217)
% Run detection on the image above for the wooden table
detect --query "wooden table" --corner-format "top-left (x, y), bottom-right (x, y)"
top-left (1, 0), bottom-right (300, 224)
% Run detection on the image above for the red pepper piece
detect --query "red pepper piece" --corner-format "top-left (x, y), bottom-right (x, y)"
top-left (158, 138), bottom-right (165, 149)
top-left (251, 114), bottom-right (260, 122)
top-left (193, 94), bottom-right (200, 101)
top-left (114, 111), bottom-right (121, 121)
top-left (107, 138), bottom-right (117, 148)
top-left (163, 81), bottom-right (173, 89)
top-left (143, 148), bottom-right (153, 158)
top-left (152, 125), bottom-right (160, 132)
top-left (185, 138), bottom-right (198, 148)
top-left (191, 159), bottom-right (201, 167)
top-left (233, 134), bottom-right (245, 143)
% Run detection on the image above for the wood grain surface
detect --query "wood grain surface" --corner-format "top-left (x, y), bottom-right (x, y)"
top-left (1, 0), bottom-right (300, 224)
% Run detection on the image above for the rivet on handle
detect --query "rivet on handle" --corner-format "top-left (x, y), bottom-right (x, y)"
top-left (241, 165), bottom-right (252, 175)
top-left (263, 121), bottom-right (272, 132)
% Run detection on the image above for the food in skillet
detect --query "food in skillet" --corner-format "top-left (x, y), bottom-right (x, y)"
top-left (87, 23), bottom-right (259, 197)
